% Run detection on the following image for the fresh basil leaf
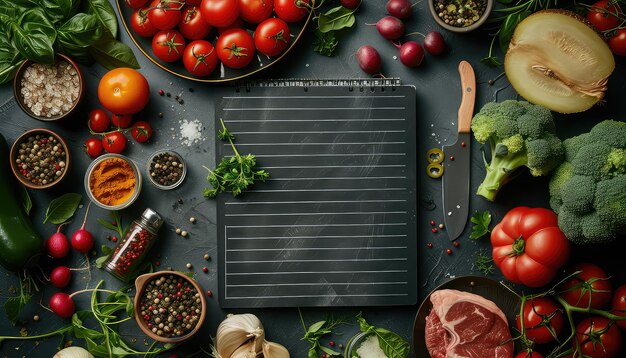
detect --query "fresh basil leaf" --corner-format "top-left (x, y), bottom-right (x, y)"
top-left (318, 6), bottom-right (355, 33)
top-left (498, 11), bottom-right (530, 54)
top-left (43, 193), bottom-right (82, 224)
top-left (375, 327), bottom-right (410, 358)
top-left (89, 32), bottom-right (140, 69)
top-left (19, 7), bottom-right (56, 43)
top-left (85, 0), bottom-right (117, 37)
top-left (36, 0), bottom-right (79, 24)
top-left (308, 320), bottom-right (326, 334)
top-left (0, 35), bottom-right (24, 84)
top-left (9, 24), bottom-right (54, 63)
top-left (95, 253), bottom-right (111, 269)
top-left (59, 12), bottom-right (102, 48)
top-left (313, 30), bottom-right (338, 56)
top-left (357, 314), bottom-right (372, 332)
top-left (20, 185), bottom-right (32, 215)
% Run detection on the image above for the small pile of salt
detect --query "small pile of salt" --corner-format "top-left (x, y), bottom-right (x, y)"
top-left (178, 119), bottom-right (204, 146)
top-left (355, 335), bottom-right (387, 358)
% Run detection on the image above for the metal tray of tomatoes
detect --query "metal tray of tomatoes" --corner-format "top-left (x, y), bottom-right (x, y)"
top-left (116, 0), bottom-right (313, 83)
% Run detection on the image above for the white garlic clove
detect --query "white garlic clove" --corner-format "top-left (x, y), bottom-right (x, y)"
top-left (53, 346), bottom-right (94, 358)
top-left (262, 340), bottom-right (290, 358)
top-left (230, 339), bottom-right (258, 358)
top-left (216, 313), bottom-right (265, 358)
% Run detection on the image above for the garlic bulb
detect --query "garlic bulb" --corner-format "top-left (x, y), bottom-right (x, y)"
top-left (216, 313), bottom-right (265, 358)
top-left (53, 346), bottom-right (94, 358)
top-left (262, 340), bottom-right (290, 358)
top-left (230, 339), bottom-right (258, 358)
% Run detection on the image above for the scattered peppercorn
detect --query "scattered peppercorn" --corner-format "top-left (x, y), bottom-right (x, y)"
top-left (181, 231), bottom-right (188, 238)
top-left (446, 249), bottom-right (452, 255)
top-left (450, 156), bottom-right (455, 161)
top-left (158, 112), bottom-right (164, 118)
top-left (155, 261), bottom-right (161, 267)
top-left (461, 141), bottom-right (466, 147)
top-left (339, 343), bottom-right (343, 349)
top-left (33, 315), bottom-right (40, 321)
top-left (149, 152), bottom-right (185, 187)
top-left (430, 220), bottom-right (436, 226)
top-left (202, 267), bottom-right (208, 273)
top-left (438, 223), bottom-right (445, 229)
top-left (166, 92), bottom-right (171, 97)
top-left (329, 341), bottom-right (335, 347)
top-left (427, 243), bottom-right (433, 248)
top-left (158, 89), bottom-right (164, 96)
top-left (186, 263), bottom-right (192, 269)
top-left (453, 241), bottom-right (460, 247)
top-left (488, 79), bottom-right (495, 86)
top-left (206, 290), bottom-right (213, 297)
top-left (188, 88), bottom-right (194, 92)
top-left (112, 236), bottom-right (118, 243)
top-left (435, 0), bottom-right (487, 28)
top-left (175, 228), bottom-right (182, 235)
top-left (203, 254), bottom-right (210, 261)
top-left (189, 217), bottom-right (196, 224)
top-left (14, 134), bottom-right (66, 186)
top-left (431, 228), bottom-right (438, 233)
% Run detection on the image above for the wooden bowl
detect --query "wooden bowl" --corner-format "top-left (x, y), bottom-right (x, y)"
top-left (429, 0), bottom-right (493, 33)
top-left (13, 53), bottom-right (85, 121)
top-left (10, 128), bottom-right (71, 190)
top-left (134, 271), bottom-right (207, 343)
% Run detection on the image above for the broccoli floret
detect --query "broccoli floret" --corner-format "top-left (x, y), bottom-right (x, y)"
top-left (471, 100), bottom-right (563, 201)
top-left (549, 120), bottom-right (626, 244)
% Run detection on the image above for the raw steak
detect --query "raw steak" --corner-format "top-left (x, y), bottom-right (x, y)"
top-left (425, 289), bottom-right (514, 358)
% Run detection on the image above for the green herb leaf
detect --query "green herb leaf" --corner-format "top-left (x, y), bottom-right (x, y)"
top-left (308, 320), bottom-right (326, 334)
top-left (84, 0), bottom-right (117, 37)
top-left (313, 30), bottom-right (338, 56)
top-left (469, 210), bottom-right (492, 240)
top-left (58, 13), bottom-right (102, 50)
top-left (4, 294), bottom-right (30, 325)
top-left (319, 346), bottom-right (341, 356)
top-left (43, 193), bottom-right (82, 224)
top-left (9, 8), bottom-right (56, 64)
top-left (357, 314), bottom-right (409, 358)
top-left (20, 185), bottom-right (32, 215)
top-left (89, 31), bottom-right (139, 70)
top-left (480, 56), bottom-right (501, 67)
top-left (38, 0), bottom-right (79, 24)
top-left (318, 6), bottom-right (355, 33)
top-left (474, 251), bottom-right (495, 275)
top-left (498, 11), bottom-right (531, 54)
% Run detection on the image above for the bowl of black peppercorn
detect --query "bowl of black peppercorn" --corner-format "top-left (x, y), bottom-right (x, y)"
top-left (146, 150), bottom-right (186, 190)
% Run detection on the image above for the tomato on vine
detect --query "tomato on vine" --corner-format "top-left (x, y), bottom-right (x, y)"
top-left (179, 6), bottom-right (212, 40)
top-left (586, 0), bottom-right (622, 32)
top-left (152, 30), bottom-right (186, 62)
top-left (148, 0), bottom-right (184, 30)
top-left (514, 352), bottom-right (544, 358)
top-left (111, 114), bottom-right (133, 129)
top-left (254, 18), bottom-right (291, 57)
top-left (183, 40), bottom-right (218, 76)
top-left (574, 316), bottom-right (622, 358)
top-left (216, 28), bottom-right (255, 69)
top-left (200, 0), bottom-right (239, 27)
top-left (611, 284), bottom-right (626, 330)
top-left (239, 0), bottom-right (274, 23)
top-left (516, 297), bottom-right (565, 344)
top-left (126, 0), bottom-right (149, 8)
top-left (88, 109), bottom-right (110, 133)
top-left (131, 121), bottom-right (153, 143)
top-left (274, 0), bottom-right (310, 22)
top-left (559, 263), bottom-right (613, 310)
top-left (131, 8), bottom-right (159, 37)
top-left (102, 132), bottom-right (127, 154)
top-left (609, 29), bottom-right (626, 57)
top-left (84, 138), bottom-right (103, 158)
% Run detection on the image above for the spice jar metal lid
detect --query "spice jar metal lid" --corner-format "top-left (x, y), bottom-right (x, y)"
top-left (141, 208), bottom-right (163, 231)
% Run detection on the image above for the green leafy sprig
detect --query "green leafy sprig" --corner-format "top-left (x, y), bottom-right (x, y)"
top-left (469, 210), bottom-right (492, 240)
top-left (3, 273), bottom-right (36, 325)
top-left (312, 0), bottom-right (359, 56)
top-left (473, 251), bottom-right (495, 275)
top-left (356, 314), bottom-right (410, 358)
top-left (299, 310), bottom-right (350, 358)
top-left (43, 193), bottom-right (82, 225)
top-left (203, 118), bottom-right (269, 198)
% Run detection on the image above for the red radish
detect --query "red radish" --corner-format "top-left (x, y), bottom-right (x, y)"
top-left (395, 41), bottom-right (424, 67)
top-left (71, 203), bottom-right (94, 253)
top-left (356, 45), bottom-right (382, 74)
top-left (386, 0), bottom-right (413, 19)
top-left (50, 266), bottom-right (72, 288)
top-left (368, 16), bottom-right (405, 40)
top-left (340, 0), bottom-right (361, 9)
top-left (424, 31), bottom-right (445, 55)
top-left (47, 226), bottom-right (70, 258)
top-left (49, 292), bottom-right (75, 318)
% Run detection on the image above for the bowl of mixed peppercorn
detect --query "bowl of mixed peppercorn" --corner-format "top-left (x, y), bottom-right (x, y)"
top-left (134, 271), bottom-right (206, 343)
top-left (429, 0), bottom-right (493, 32)
top-left (10, 128), bottom-right (70, 189)
top-left (147, 150), bottom-right (187, 190)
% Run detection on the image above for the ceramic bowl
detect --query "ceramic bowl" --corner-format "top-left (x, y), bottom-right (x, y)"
top-left (10, 128), bottom-right (71, 190)
top-left (84, 153), bottom-right (142, 210)
top-left (133, 271), bottom-right (207, 343)
top-left (146, 150), bottom-right (187, 190)
top-left (13, 53), bottom-right (85, 121)
top-left (429, 0), bottom-right (494, 33)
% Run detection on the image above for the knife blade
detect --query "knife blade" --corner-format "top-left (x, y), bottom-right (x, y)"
top-left (442, 60), bottom-right (476, 241)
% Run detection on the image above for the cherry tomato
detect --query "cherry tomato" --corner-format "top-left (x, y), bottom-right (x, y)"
top-left (101, 131), bottom-right (127, 154)
top-left (148, 0), bottom-right (184, 30)
top-left (238, 0), bottom-right (273, 23)
top-left (609, 29), bottom-right (626, 57)
top-left (111, 114), bottom-right (133, 129)
top-left (515, 352), bottom-right (544, 358)
top-left (131, 121), bottom-right (153, 143)
top-left (131, 8), bottom-right (158, 37)
top-left (152, 30), bottom-right (186, 62)
top-left (200, 0), bottom-right (239, 27)
top-left (217, 17), bottom-right (244, 34)
top-left (186, 0), bottom-right (201, 4)
top-left (183, 40), bottom-right (218, 76)
top-left (274, 0), bottom-right (310, 22)
top-left (216, 28), bottom-right (255, 69)
top-left (516, 297), bottom-right (565, 344)
top-left (179, 6), bottom-right (212, 40)
top-left (574, 316), bottom-right (622, 358)
top-left (98, 68), bottom-right (150, 115)
top-left (254, 18), bottom-right (290, 57)
top-left (125, 0), bottom-right (149, 8)
top-left (559, 263), bottom-right (613, 310)
top-left (88, 109), bottom-right (110, 133)
top-left (611, 284), bottom-right (626, 330)
top-left (587, 0), bottom-right (621, 32)
top-left (83, 137), bottom-right (103, 158)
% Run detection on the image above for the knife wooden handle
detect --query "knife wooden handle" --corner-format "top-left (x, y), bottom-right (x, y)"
top-left (457, 61), bottom-right (476, 134)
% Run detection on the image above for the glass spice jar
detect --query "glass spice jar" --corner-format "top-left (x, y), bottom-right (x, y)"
top-left (104, 208), bottom-right (163, 282)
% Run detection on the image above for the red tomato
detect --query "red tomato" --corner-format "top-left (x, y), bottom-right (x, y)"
top-left (200, 0), bottom-right (239, 27)
top-left (186, 0), bottom-right (201, 4)
top-left (217, 17), bottom-right (244, 34)
top-left (515, 352), bottom-right (544, 358)
top-left (559, 263), bottom-right (613, 309)
top-left (111, 114), bottom-right (133, 129)
top-left (179, 6), bottom-right (212, 40)
top-left (152, 30), bottom-right (186, 62)
top-left (98, 68), bottom-right (150, 115)
top-left (131, 121), bottom-right (153, 143)
top-left (609, 29), bottom-right (626, 57)
top-left (238, 0), bottom-right (273, 23)
top-left (612, 284), bottom-right (626, 330)
top-left (254, 18), bottom-right (290, 57)
top-left (491, 207), bottom-right (570, 288)
top-left (516, 297), bottom-right (565, 344)
top-left (88, 109), bottom-right (110, 133)
top-left (587, 0), bottom-right (621, 32)
top-left (102, 131), bottom-right (127, 154)
top-left (148, 0), bottom-right (184, 30)
top-left (274, 0), bottom-right (310, 22)
top-left (83, 137), bottom-right (103, 158)
top-left (216, 28), bottom-right (255, 69)
top-left (131, 8), bottom-right (159, 37)
top-left (574, 316), bottom-right (622, 358)
top-left (125, 0), bottom-right (149, 8)
top-left (183, 40), bottom-right (218, 76)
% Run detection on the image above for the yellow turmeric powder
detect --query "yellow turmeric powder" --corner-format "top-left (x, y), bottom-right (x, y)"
top-left (89, 157), bottom-right (136, 206)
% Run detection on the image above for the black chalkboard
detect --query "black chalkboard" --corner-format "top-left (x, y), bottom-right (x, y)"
top-left (216, 81), bottom-right (417, 307)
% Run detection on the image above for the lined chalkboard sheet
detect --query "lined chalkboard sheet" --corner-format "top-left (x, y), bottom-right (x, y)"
top-left (216, 80), bottom-right (418, 308)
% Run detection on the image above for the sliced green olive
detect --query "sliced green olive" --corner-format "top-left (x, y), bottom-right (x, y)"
top-left (427, 163), bottom-right (444, 178)
top-left (427, 148), bottom-right (444, 164)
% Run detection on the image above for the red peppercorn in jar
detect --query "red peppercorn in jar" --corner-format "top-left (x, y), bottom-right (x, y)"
top-left (104, 208), bottom-right (163, 282)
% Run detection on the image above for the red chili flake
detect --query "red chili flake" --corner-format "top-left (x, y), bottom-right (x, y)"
top-left (207, 290), bottom-right (213, 297)
top-left (450, 156), bottom-right (455, 161)
top-left (453, 241), bottom-right (459, 247)
top-left (158, 89), bottom-right (165, 96)
top-left (329, 341), bottom-right (335, 347)
top-left (155, 261), bottom-right (161, 267)
top-left (461, 142), bottom-right (466, 148)
top-left (429, 220), bottom-right (436, 226)
top-left (427, 243), bottom-right (433, 248)
top-left (446, 249), bottom-right (452, 255)
top-left (202, 267), bottom-right (208, 273)
top-left (431, 228), bottom-right (438, 233)
top-left (112, 236), bottom-right (118, 243)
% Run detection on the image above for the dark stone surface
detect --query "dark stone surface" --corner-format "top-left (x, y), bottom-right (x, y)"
top-left (0, 0), bottom-right (625, 357)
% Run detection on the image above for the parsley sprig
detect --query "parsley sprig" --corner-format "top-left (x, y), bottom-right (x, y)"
top-left (203, 119), bottom-right (269, 198)
top-left (469, 210), bottom-right (492, 240)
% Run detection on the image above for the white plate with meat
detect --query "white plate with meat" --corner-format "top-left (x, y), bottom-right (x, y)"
top-left (412, 276), bottom-right (520, 358)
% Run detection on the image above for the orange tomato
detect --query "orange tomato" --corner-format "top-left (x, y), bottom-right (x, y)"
top-left (97, 68), bottom-right (150, 115)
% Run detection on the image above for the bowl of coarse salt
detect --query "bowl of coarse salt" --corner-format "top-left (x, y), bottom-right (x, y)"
top-left (13, 54), bottom-right (85, 121)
